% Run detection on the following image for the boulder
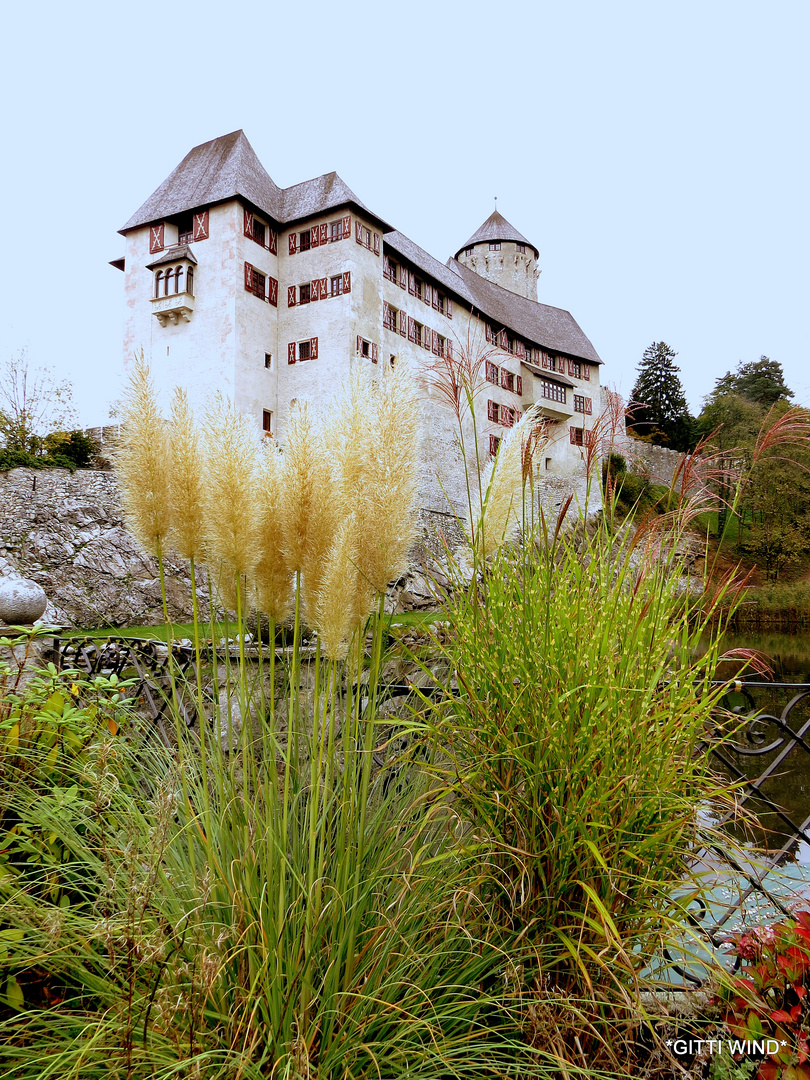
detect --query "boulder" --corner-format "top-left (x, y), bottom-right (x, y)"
top-left (0, 576), bottom-right (48, 625)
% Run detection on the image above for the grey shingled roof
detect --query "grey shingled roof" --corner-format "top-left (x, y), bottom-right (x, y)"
top-left (122, 131), bottom-right (283, 232)
top-left (383, 231), bottom-right (600, 364)
top-left (456, 210), bottom-right (538, 258)
top-left (121, 130), bottom-right (389, 233)
top-left (449, 259), bottom-right (602, 365)
top-left (145, 244), bottom-right (198, 270)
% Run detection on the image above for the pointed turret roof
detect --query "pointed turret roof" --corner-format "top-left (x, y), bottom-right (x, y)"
top-left (456, 210), bottom-right (538, 259)
top-left (121, 130), bottom-right (389, 233)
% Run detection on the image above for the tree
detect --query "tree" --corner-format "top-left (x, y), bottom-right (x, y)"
top-left (0, 350), bottom-right (77, 453)
top-left (626, 342), bottom-right (693, 451)
top-left (708, 356), bottom-right (793, 409)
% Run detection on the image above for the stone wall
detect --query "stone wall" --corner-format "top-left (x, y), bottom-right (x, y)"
top-left (0, 467), bottom-right (205, 629)
top-left (612, 435), bottom-right (685, 489)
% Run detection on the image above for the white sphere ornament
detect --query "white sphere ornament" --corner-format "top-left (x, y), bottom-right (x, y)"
top-left (0, 577), bottom-right (48, 625)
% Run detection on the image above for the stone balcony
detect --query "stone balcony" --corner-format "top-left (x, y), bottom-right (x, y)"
top-left (151, 291), bottom-right (194, 326)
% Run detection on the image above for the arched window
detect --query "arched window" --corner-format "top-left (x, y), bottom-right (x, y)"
top-left (164, 268), bottom-right (173, 296)
top-left (176, 266), bottom-right (183, 293)
top-left (155, 270), bottom-right (163, 298)
top-left (186, 267), bottom-right (194, 296)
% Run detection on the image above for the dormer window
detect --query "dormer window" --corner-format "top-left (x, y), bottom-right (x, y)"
top-left (516, 243), bottom-right (526, 254)
top-left (177, 213), bottom-right (193, 244)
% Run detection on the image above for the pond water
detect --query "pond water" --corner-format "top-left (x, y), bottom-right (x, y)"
top-left (707, 628), bottom-right (810, 868)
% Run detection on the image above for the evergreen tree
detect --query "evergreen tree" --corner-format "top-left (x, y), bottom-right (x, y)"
top-left (627, 342), bottom-right (692, 450)
top-left (708, 356), bottom-right (792, 408)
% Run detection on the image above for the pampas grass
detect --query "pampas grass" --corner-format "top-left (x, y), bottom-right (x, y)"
top-left (251, 439), bottom-right (293, 626)
top-left (168, 387), bottom-right (206, 563)
top-left (117, 354), bottom-right (171, 558)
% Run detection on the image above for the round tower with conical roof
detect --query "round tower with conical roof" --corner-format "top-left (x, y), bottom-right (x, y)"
top-left (455, 210), bottom-right (540, 300)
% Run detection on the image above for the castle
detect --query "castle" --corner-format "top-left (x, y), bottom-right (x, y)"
top-left (114, 130), bottom-right (603, 516)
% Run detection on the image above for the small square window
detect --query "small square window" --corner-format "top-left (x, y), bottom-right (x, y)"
top-left (330, 275), bottom-right (342, 296)
top-left (262, 410), bottom-right (273, 436)
top-left (361, 340), bottom-right (370, 359)
top-left (489, 242), bottom-right (501, 251)
top-left (330, 221), bottom-right (342, 242)
top-left (465, 246), bottom-right (473, 257)
top-left (298, 340), bottom-right (311, 362)
top-left (299, 230), bottom-right (311, 251)
top-left (516, 242), bottom-right (525, 254)
top-left (264, 353), bottom-right (272, 370)
top-left (545, 457), bottom-right (552, 470)
top-left (299, 282), bottom-right (311, 304)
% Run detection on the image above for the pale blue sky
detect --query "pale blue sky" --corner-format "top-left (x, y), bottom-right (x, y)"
top-left (1, 0), bottom-right (807, 423)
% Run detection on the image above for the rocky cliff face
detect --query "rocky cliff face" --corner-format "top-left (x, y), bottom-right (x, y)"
top-left (0, 468), bottom-right (206, 629)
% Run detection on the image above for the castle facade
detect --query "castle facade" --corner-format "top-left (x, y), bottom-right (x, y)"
top-left (114, 130), bottom-right (603, 515)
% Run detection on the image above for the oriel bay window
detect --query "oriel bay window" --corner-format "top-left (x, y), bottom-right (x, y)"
top-left (541, 379), bottom-right (566, 404)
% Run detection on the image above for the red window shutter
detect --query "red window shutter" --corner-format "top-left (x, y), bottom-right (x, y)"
top-left (583, 363), bottom-right (590, 381)
top-left (399, 310), bottom-right (406, 337)
top-left (515, 374), bottom-right (523, 395)
top-left (432, 287), bottom-right (439, 311)
top-left (408, 317), bottom-right (415, 343)
top-left (383, 300), bottom-right (389, 324)
top-left (489, 434), bottom-right (499, 456)
top-left (356, 335), bottom-right (362, 354)
top-left (408, 272), bottom-right (415, 295)
top-left (268, 277), bottom-right (278, 306)
top-left (432, 331), bottom-right (440, 356)
top-left (319, 223), bottom-right (328, 245)
top-left (517, 341), bottom-right (525, 359)
top-left (372, 342), bottom-right (378, 364)
top-left (356, 221), bottom-right (363, 244)
top-left (569, 426), bottom-right (576, 444)
top-left (488, 400), bottom-right (498, 423)
top-left (311, 279), bottom-right (320, 302)
top-left (193, 210), bottom-right (209, 240)
top-left (485, 324), bottom-right (493, 343)
top-left (342, 214), bottom-right (351, 238)
top-left (288, 343), bottom-right (297, 364)
top-left (311, 225), bottom-right (319, 249)
top-left (288, 286), bottom-right (297, 307)
top-left (150, 223), bottom-right (165, 254)
top-left (383, 254), bottom-right (390, 276)
top-left (289, 233), bottom-right (297, 255)
top-left (446, 340), bottom-right (453, 359)
top-left (244, 209), bottom-right (254, 238)
top-left (269, 229), bottom-right (278, 255)
top-left (399, 265), bottom-right (406, 289)
top-left (424, 329), bottom-right (432, 352)
top-left (568, 359), bottom-right (575, 376)
top-left (342, 270), bottom-right (351, 293)
top-left (310, 337), bottom-right (318, 359)
top-left (318, 276), bottom-right (327, 299)
top-left (585, 397), bottom-right (592, 414)
top-left (446, 297), bottom-right (452, 319)
top-left (244, 262), bottom-right (253, 291)
top-left (373, 232), bottom-right (380, 256)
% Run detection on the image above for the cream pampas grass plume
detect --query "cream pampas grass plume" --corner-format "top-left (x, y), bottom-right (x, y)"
top-left (202, 395), bottom-right (262, 591)
top-left (333, 365), bottom-right (421, 594)
top-left (278, 401), bottom-right (341, 625)
top-left (168, 388), bottom-right (205, 563)
top-left (314, 518), bottom-right (363, 661)
top-left (471, 404), bottom-right (547, 560)
top-left (251, 438), bottom-right (293, 625)
top-left (117, 355), bottom-right (172, 557)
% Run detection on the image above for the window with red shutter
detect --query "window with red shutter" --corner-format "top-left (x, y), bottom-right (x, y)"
top-left (583, 364), bottom-right (590, 381)
top-left (432, 331), bottom-right (440, 356)
top-left (516, 341), bottom-right (525, 359)
top-left (373, 233), bottom-right (380, 256)
top-left (408, 272), bottom-right (416, 296)
top-left (244, 262), bottom-right (253, 291)
top-left (318, 277), bottom-right (327, 299)
top-left (310, 337), bottom-right (318, 360)
top-left (399, 311), bottom-right (406, 337)
top-left (408, 317), bottom-right (415, 343)
top-left (193, 211), bottom-right (209, 241)
top-left (432, 288), bottom-right (439, 311)
top-left (356, 221), bottom-right (363, 244)
top-left (288, 286), bottom-right (297, 307)
top-left (342, 270), bottom-right (351, 294)
top-left (289, 233), bottom-right (297, 255)
top-left (515, 375), bottom-right (523, 395)
top-left (485, 324), bottom-right (493, 343)
top-left (342, 214), bottom-right (351, 238)
top-left (150, 224), bottom-right (165, 254)
top-left (244, 210), bottom-right (254, 239)
top-left (399, 265), bottom-right (406, 289)
top-left (383, 254), bottom-right (390, 278)
top-left (489, 434), bottom-right (501, 456)
top-left (356, 335), bottom-right (362, 354)
top-left (319, 223), bottom-right (327, 246)
top-left (268, 277), bottom-right (278, 306)
top-left (269, 229), bottom-right (277, 255)
top-left (371, 342), bottom-right (378, 363)
top-left (487, 400), bottom-right (499, 423)
top-left (288, 343), bottom-right (296, 364)
top-left (446, 340), bottom-right (453, 359)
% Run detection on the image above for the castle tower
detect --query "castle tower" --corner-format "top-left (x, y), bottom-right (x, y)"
top-left (455, 210), bottom-right (539, 301)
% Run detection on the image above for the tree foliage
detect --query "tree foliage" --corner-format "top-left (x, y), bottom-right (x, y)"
top-left (626, 341), bottom-right (693, 451)
top-left (708, 356), bottom-right (793, 408)
top-left (0, 350), bottom-right (77, 453)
